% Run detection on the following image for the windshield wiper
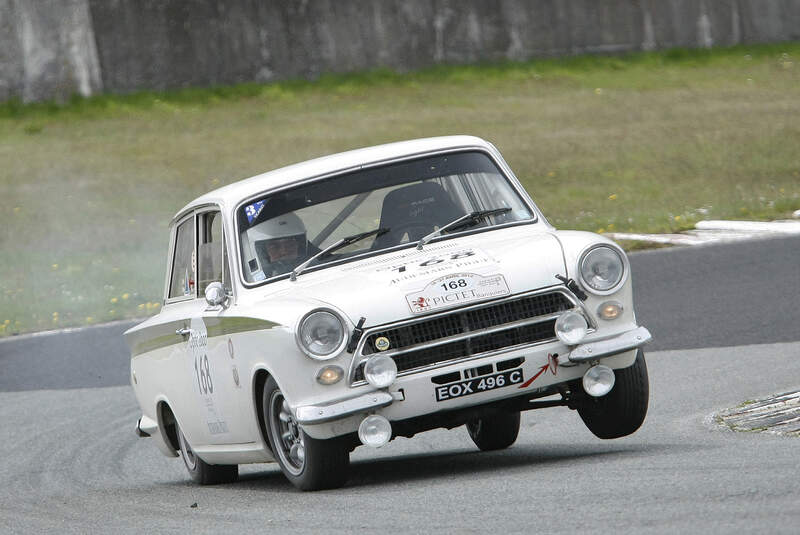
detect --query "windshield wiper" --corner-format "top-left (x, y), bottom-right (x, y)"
top-left (416, 207), bottom-right (511, 250)
top-left (291, 228), bottom-right (389, 281)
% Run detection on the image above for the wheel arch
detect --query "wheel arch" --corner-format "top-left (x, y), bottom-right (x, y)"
top-left (252, 367), bottom-right (273, 452)
top-left (156, 398), bottom-right (180, 455)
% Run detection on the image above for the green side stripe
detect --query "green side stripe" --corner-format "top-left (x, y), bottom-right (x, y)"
top-left (131, 317), bottom-right (279, 357)
top-left (134, 332), bottom-right (182, 356)
top-left (206, 317), bottom-right (279, 338)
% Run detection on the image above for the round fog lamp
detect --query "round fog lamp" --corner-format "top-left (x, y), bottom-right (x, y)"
top-left (598, 301), bottom-right (623, 320)
top-left (363, 354), bottom-right (397, 388)
top-left (358, 415), bottom-right (392, 448)
top-left (316, 365), bottom-right (343, 385)
top-left (582, 365), bottom-right (616, 397)
top-left (555, 311), bottom-right (588, 345)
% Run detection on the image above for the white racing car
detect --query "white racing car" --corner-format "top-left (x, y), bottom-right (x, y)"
top-left (126, 135), bottom-right (651, 490)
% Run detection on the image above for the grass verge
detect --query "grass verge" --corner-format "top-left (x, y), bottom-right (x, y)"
top-left (1, 43), bottom-right (799, 336)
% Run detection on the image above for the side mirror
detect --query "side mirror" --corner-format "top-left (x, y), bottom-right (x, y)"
top-left (204, 282), bottom-right (229, 308)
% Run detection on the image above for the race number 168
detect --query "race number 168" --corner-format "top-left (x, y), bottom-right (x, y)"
top-left (194, 354), bottom-right (213, 395)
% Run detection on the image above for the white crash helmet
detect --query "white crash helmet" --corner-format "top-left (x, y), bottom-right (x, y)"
top-left (245, 212), bottom-right (308, 278)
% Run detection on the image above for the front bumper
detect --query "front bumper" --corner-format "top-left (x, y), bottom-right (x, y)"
top-left (567, 326), bottom-right (651, 363)
top-left (294, 325), bottom-right (651, 428)
top-left (295, 391), bottom-right (401, 425)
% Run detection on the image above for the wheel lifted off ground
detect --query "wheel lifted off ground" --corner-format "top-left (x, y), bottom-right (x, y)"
top-left (578, 349), bottom-right (649, 439)
top-left (466, 410), bottom-right (521, 451)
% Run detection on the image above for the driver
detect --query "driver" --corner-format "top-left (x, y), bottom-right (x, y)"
top-left (247, 212), bottom-right (308, 278)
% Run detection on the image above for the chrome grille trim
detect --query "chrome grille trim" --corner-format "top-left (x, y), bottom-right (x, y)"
top-left (353, 336), bottom-right (557, 386)
top-left (349, 287), bottom-right (586, 385)
top-left (359, 313), bottom-right (564, 360)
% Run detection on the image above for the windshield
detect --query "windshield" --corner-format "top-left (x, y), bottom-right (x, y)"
top-left (237, 151), bottom-right (535, 283)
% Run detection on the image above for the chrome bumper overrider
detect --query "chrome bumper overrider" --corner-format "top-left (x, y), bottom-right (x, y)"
top-left (136, 415), bottom-right (159, 438)
top-left (568, 326), bottom-right (652, 363)
top-left (295, 391), bottom-right (397, 425)
top-left (135, 418), bottom-right (151, 438)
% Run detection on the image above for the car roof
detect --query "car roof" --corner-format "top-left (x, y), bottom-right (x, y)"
top-left (172, 135), bottom-right (496, 221)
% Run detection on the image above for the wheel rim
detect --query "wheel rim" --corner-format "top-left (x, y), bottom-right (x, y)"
top-left (269, 390), bottom-right (305, 476)
top-left (178, 428), bottom-right (197, 471)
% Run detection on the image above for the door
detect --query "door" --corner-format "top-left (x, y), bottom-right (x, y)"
top-left (182, 208), bottom-right (252, 445)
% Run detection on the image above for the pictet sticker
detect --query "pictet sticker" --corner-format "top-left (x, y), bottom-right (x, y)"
top-left (405, 273), bottom-right (510, 314)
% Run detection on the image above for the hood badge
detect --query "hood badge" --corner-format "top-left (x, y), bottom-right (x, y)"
top-left (375, 337), bottom-right (391, 351)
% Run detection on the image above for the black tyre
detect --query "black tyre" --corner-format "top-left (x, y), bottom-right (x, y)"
top-left (578, 349), bottom-right (649, 439)
top-left (262, 377), bottom-right (350, 491)
top-left (177, 425), bottom-right (238, 485)
top-left (466, 411), bottom-right (521, 451)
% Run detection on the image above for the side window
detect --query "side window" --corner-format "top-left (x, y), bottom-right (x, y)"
top-left (197, 211), bottom-right (227, 296)
top-left (169, 216), bottom-right (196, 299)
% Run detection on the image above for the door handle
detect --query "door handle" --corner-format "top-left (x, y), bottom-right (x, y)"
top-left (176, 327), bottom-right (191, 336)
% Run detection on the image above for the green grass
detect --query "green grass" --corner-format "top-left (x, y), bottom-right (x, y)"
top-left (1, 43), bottom-right (799, 336)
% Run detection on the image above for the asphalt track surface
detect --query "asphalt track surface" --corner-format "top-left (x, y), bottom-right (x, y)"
top-left (1, 235), bottom-right (798, 533)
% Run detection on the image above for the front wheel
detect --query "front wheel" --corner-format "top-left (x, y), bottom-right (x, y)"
top-left (177, 425), bottom-right (238, 485)
top-left (578, 349), bottom-right (649, 439)
top-left (263, 377), bottom-right (350, 491)
top-left (466, 411), bottom-right (521, 451)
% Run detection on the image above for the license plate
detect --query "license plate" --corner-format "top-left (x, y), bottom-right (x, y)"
top-left (434, 369), bottom-right (524, 402)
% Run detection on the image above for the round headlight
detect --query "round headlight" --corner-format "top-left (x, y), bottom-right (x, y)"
top-left (297, 310), bottom-right (346, 359)
top-left (580, 246), bottom-right (625, 293)
top-left (555, 311), bottom-right (588, 345)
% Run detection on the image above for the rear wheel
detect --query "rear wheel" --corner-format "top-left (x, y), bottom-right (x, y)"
top-left (263, 377), bottom-right (350, 491)
top-left (177, 425), bottom-right (238, 485)
top-left (466, 411), bottom-right (521, 451)
top-left (578, 349), bottom-right (649, 439)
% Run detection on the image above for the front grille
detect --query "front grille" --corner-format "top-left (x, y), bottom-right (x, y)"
top-left (354, 291), bottom-right (572, 381)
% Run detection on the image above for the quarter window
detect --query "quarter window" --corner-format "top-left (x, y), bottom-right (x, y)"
top-left (169, 216), bottom-right (196, 299)
top-left (197, 211), bottom-right (229, 295)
